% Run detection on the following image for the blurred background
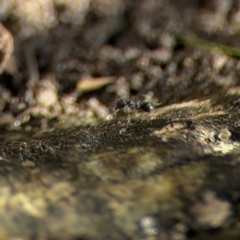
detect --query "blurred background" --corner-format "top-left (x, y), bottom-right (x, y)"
top-left (0, 0), bottom-right (240, 135)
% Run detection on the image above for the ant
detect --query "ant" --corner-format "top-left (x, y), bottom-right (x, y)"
top-left (114, 98), bottom-right (154, 115)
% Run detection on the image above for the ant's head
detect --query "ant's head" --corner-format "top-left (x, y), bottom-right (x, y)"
top-left (116, 98), bottom-right (128, 109)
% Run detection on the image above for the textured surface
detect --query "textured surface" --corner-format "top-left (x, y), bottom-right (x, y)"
top-left (1, 89), bottom-right (240, 239)
top-left (1, 0), bottom-right (240, 239)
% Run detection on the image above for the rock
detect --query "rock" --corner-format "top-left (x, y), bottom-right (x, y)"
top-left (0, 90), bottom-right (240, 239)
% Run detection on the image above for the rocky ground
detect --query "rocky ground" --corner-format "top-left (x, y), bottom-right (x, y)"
top-left (1, 0), bottom-right (240, 239)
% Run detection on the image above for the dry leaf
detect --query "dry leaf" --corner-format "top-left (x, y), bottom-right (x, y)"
top-left (76, 76), bottom-right (115, 93)
top-left (0, 22), bottom-right (14, 74)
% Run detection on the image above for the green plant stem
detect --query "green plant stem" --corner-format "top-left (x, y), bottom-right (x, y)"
top-left (177, 36), bottom-right (240, 57)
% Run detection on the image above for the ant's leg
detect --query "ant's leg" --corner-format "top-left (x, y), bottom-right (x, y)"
top-left (168, 118), bottom-right (174, 128)
top-left (125, 102), bottom-right (136, 124)
top-left (125, 106), bottom-right (132, 124)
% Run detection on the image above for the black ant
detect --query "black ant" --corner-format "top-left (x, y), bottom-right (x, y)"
top-left (115, 98), bottom-right (154, 115)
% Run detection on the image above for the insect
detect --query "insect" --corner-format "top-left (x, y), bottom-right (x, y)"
top-left (115, 98), bottom-right (154, 115)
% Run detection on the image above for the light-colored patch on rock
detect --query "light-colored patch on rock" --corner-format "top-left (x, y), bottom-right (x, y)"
top-left (191, 191), bottom-right (232, 228)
